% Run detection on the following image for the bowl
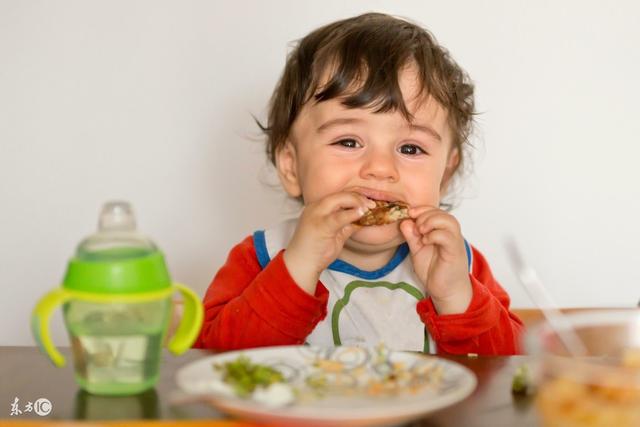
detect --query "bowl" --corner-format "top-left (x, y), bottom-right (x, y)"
top-left (525, 309), bottom-right (640, 427)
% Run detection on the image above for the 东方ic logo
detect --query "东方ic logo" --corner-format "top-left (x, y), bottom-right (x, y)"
top-left (9, 397), bottom-right (52, 417)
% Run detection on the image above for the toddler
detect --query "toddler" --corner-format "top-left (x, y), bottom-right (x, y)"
top-left (195, 12), bottom-right (524, 355)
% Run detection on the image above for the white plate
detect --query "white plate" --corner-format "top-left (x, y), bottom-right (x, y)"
top-left (176, 345), bottom-right (476, 427)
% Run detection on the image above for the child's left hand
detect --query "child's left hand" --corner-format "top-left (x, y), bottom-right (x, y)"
top-left (399, 206), bottom-right (472, 315)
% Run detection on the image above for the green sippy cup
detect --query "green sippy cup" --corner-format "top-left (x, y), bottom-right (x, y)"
top-left (32, 201), bottom-right (203, 396)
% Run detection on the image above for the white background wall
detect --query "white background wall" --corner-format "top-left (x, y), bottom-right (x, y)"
top-left (2, 0), bottom-right (639, 346)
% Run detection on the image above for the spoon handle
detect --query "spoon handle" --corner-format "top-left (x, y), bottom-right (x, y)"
top-left (505, 238), bottom-right (589, 357)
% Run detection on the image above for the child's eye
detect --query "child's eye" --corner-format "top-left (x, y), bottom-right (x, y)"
top-left (332, 138), bottom-right (360, 148)
top-left (399, 144), bottom-right (426, 156)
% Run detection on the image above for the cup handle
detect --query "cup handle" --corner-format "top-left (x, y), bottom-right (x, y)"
top-left (31, 288), bottom-right (73, 367)
top-left (167, 283), bottom-right (204, 355)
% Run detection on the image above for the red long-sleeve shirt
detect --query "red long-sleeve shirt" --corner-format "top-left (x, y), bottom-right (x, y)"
top-left (194, 236), bottom-right (524, 355)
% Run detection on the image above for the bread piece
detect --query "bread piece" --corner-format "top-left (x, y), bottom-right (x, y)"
top-left (355, 200), bottom-right (410, 226)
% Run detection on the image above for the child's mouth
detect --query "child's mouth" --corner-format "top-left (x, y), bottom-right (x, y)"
top-left (352, 188), bottom-right (405, 204)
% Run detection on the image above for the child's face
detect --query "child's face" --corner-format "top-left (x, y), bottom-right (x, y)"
top-left (277, 65), bottom-right (459, 252)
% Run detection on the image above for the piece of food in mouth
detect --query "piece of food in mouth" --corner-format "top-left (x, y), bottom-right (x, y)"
top-left (355, 200), bottom-right (410, 226)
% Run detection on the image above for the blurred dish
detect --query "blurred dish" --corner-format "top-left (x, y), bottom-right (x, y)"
top-left (526, 309), bottom-right (640, 427)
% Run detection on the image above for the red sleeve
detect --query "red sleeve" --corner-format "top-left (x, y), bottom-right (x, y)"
top-left (416, 246), bottom-right (525, 355)
top-left (193, 236), bottom-right (329, 350)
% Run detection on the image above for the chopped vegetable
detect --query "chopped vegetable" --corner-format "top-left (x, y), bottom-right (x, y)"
top-left (214, 355), bottom-right (285, 397)
top-left (511, 364), bottom-right (532, 395)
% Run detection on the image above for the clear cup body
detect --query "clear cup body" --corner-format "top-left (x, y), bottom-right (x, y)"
top-left (526, 310), bottom-right (640, 427)
top-left (63, 298), bottom-right (171, 395)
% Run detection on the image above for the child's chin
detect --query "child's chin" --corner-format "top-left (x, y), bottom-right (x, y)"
top-left (349, 223), bottom-right (405, 248)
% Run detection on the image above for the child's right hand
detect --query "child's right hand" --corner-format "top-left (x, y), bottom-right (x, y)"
top-left (283, 192), bottom-right (376, 294)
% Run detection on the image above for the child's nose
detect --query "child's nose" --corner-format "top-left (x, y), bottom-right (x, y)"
top-left (360, 148), bottom-right (399, 182)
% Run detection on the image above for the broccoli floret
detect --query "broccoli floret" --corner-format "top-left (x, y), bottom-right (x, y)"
top-left (214, 356), bottom-right (285, 398)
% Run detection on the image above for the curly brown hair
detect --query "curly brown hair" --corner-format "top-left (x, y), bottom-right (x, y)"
top-left (259, 12), bottom-right (475, 178)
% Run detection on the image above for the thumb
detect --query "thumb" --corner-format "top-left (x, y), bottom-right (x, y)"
top-left (400, 219), bottom-right (423, 254)
top-left (338, 223), bottom-right (360, 243)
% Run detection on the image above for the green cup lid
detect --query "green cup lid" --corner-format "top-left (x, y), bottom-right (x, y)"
top-left (63, 201), bottom-right (171, 294)
top-left (63, 251), bottom-right (171, 294)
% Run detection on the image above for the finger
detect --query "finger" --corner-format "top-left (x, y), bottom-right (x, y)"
top-left (400, 219), bottom-right (424, 254)
top-left (327, 206), bottom-right (368, 231)
top-left (317, 191), bottom-right (376, 216)
top-left (408, 205), bottom-right (439, 219)
top-left (416, 211), bottom-right (461, 236)
top-left (336, 223), bottom-right (360, 242)
top-left (421, 229), bottom-right (463, 259)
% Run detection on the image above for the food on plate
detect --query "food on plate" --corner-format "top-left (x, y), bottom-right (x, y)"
top-left (302, 345), bottom-right (443, 399)
top-left (355, 200), bottom-right (410, 226)
top-left (213, 355), bottom-right (285, 398)
top-left (252, 382), bottom-right (296, 407)
top-left (536, 348), bottom-right (640, 427)
top-left (212, 345), bottom-right (445, 407)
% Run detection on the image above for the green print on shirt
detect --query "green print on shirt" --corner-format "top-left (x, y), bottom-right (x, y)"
top-left (330, 280), bottom-right (429, 353)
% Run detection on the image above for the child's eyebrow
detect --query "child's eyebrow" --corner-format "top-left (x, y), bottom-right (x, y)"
top-left (316, 117), bottom-right (364, 133)
top-left (410, 123), bottom-right (442, 142)
top-left (317, 117), bottom-right (441, 142)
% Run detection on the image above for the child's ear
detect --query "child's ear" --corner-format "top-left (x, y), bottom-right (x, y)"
top-left (275, 140), bottom-right (302, 198)
top-left (440, 147), bottom-right (460, 192)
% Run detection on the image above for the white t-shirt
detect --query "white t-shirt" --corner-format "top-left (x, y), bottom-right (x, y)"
top-left (252, 219), bottom-right (473, 353)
